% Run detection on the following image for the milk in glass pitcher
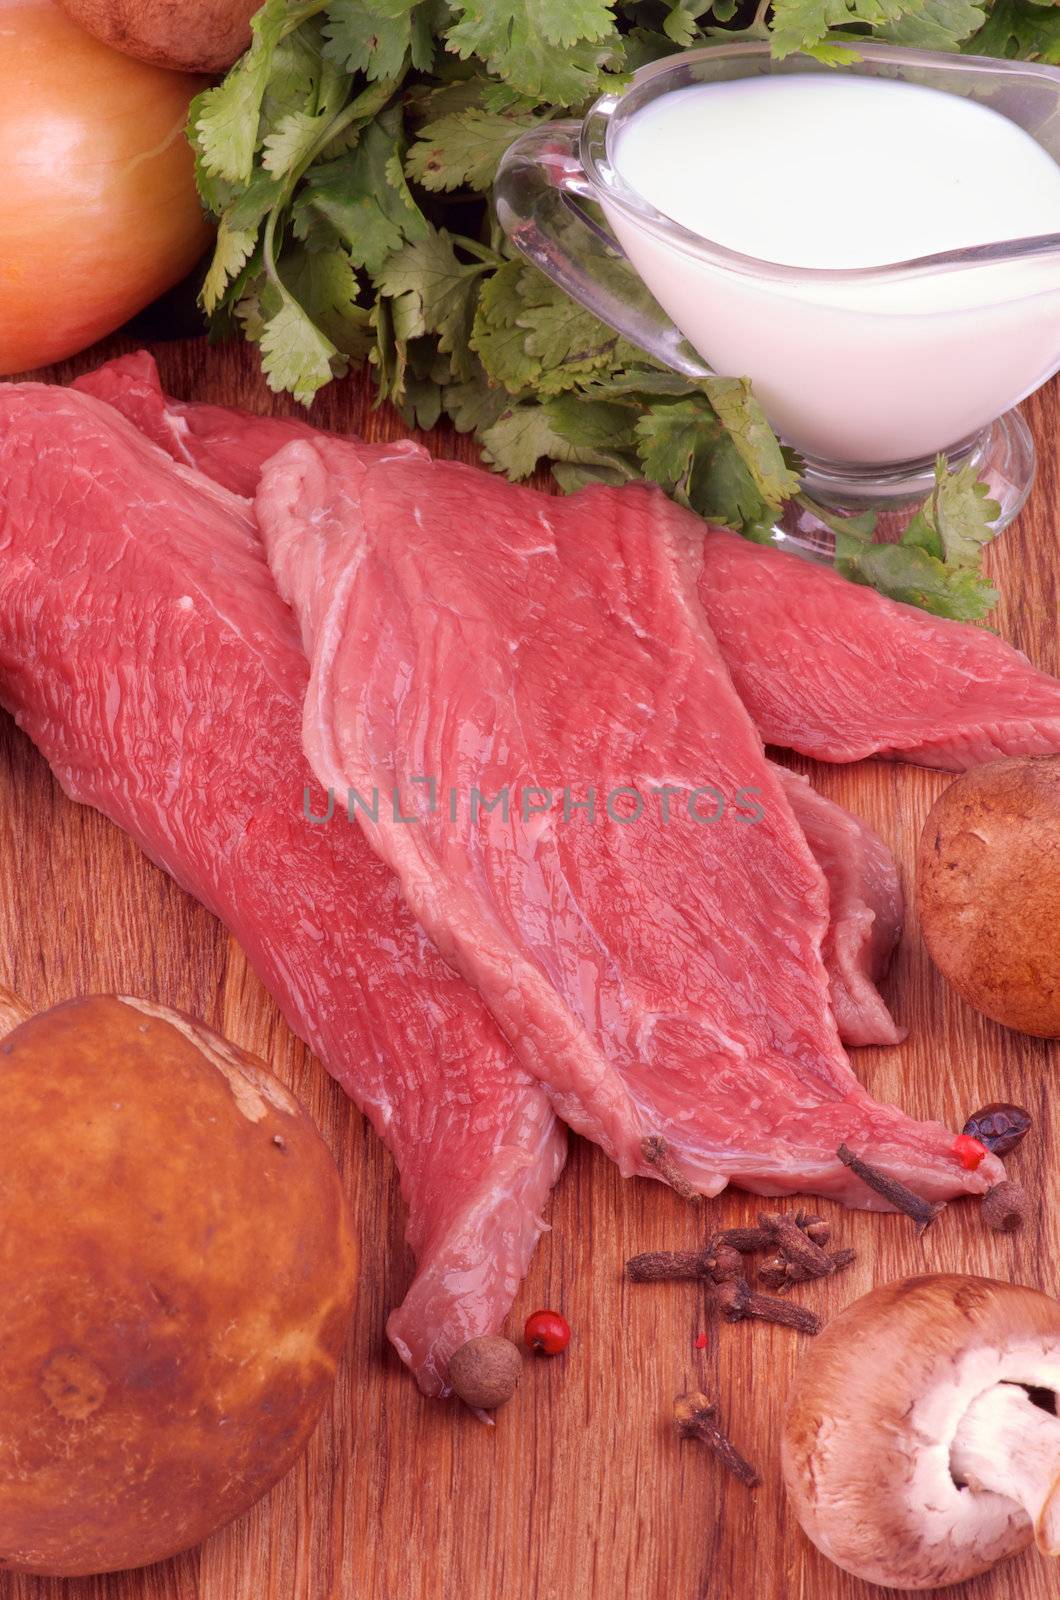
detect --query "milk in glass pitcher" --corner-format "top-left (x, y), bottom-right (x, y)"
top-left (495, 43), bottom-right (1060, 546)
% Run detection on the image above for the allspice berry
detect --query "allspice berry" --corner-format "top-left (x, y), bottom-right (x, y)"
top-left (981, 1180), bottom-right (1030, 1233)
top-left (448, 1335), bottom-right (522, 1409)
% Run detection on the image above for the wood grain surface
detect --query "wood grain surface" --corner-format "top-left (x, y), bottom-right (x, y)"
top-left (0, 338), bottom-right (1057, 1600)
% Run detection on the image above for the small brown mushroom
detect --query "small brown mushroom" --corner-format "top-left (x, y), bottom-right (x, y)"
top-left (782, 1275), bottom-right (1060, 1589)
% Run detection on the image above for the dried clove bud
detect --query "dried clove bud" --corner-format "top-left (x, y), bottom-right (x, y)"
top-left (981, 1180), bottom-right (1030, 1233)
top-left (757, 1255), bottom-right (795, 1292)
top-left (713, 1277), bottom-right (821, 1335)
top-left (713, 1225), bottom-right (775, 1254)
top-left (758, 1246), bottom-right (856, 1292)
top-left (759, 1211), bottom-right (835, 1277)
top-left (641, 1135), bottom-right (699, 1202)
top-left (837, 1143), bottom-right (945, 1233)
top-left (626, 1238), bottom-right (749, 1284)
top-left (795, 1212), bottom-right (831, 1247)
top-left (709, 1241), bottom-right (745, 1282)
top-left (626, 1249), bottom-right (714, 1283)
top-left (673, 1391), bottom-right (760, 1488)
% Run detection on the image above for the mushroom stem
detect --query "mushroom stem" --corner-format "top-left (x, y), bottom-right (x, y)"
top-left (951, 1383), bottom-right (1060, 1556)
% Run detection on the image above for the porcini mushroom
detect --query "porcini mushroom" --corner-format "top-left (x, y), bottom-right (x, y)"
top-left (0, 989), bottom-right (358, 1576)
top-left (782, 1274), bottom-right (1060, 1590)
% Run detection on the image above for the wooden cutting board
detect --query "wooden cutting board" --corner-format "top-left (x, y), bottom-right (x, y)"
top-left (1, 340), bottom-right (1057, 1600)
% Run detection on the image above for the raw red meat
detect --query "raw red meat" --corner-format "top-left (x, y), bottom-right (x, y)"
top-left (74, 351), bottom-right (362, 497)
top-left (256, 435), bottom-right (1000, 1205)
top-left (775, 769), bottom-right (904, 1048)
top-left (76, 358), bottom-right (1060, 779)
top-left (0, 383), bottom-right (566, 1396)
top-left (698, 528), bottom-right (1060, 770)
top-left (76, 354), bottom-right (903, 1052)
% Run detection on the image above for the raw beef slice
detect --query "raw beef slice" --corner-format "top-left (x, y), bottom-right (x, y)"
top-left (76, 357), bottom-right (1060, 777)
top-left (0, 383), bottom-right (566, 1395)
top-left (775, 769), bottom-right (904, 1048)
top-left (256, 436), bottom-right (1000, 1206)
top-left (76, 353), bottom-right (905, 1050)
top-left (698, 527), bottom-right (1060, 770)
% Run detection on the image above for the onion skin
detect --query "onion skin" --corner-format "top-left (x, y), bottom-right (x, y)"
top-left (0, 0), bottom-right (212, 377)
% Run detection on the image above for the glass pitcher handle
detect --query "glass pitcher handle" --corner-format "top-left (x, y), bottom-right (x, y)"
top-left (494, 121), bottom-right (712, 381)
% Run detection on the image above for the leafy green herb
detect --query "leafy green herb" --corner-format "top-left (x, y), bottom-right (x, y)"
top-left (189, 0), bottom-right (1040, 622)
top-left (809, 456), bottom-right (1002, 618)
top-left (965, 0), bottom-right (1060, 60)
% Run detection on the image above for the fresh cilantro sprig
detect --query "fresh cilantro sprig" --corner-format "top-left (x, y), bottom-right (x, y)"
top-left (189, 0), bottom-right (1047, 621)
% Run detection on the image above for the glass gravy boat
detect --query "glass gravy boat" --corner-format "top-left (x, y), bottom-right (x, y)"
top-left (495, 43), bottom-right (1060, 538)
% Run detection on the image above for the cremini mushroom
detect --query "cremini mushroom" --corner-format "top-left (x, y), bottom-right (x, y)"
top-left (782, 1274), bottom-right (1060, 1590)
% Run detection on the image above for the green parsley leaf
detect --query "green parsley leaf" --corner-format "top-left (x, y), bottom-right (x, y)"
top-left (201, 215), bottom-right (259, 315)
top-left (375, 225), bottom-right (494, 381)
top-left (635, 394), bottom-right (778, 535)
top-left (965, 0), bottom-right (1060, 60)
top-left (878, 0), bottom-right (985, 48)
top-left (479, 401), bottom-right (629, 478)
top-left (324, 0), bottom-right (415, 81)
top-left (769, 0), bottom-right (906, 58)
top-left (634, 398), bottom-right (706, 500)
top-left (280, 247), bottom-right (373, 358)
top-left (259, 295), bottom-right (341, 403)
top-left (193, 0), bottom-right (327, 183)
top-left (902, 456), bottom-right (1001, 567)
top-left (552, 461), bottom-right (640, 490)
top-left (443, 364), bottom-right (514, 434)
top-left (446, 0), bottom-right (622, 104)
top-left (406, 106), bottom-right (540, 191)
top-left (472, 261), bottom-right (644, 396)
top-left (836, 541), bottom-right (999, 621)
top-left (294, 107), bottom-right (427, 276)
top-left (702, 376), bottom-right (800, 507)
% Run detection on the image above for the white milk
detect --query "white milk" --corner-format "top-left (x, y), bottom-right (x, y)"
top-left (607, 75), bottom-right (1060, 463)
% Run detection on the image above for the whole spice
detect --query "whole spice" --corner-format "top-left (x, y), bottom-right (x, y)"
top-left (759, 1247), bottom-right (856, 1293)
top-left (759, 1211), bottom-right (835, 1277)
top-left (963, 1103), bottom-right (1033, 1158)
top-left (673, 1391), bottom-right (760, 1488)
top-left (794, 1212), bottom-right (831, 1247)
top-left (713, 1278), bottom-right (821, 1335)
top-left (448, 1336), bottom-right (522, 1410)
top-left (837, 1143), bottom-right (946, 1233)
top-left (981, 1181), bottom-right (1030, 1234)
top-left (712, 1226), bottom-right (775, 1254)
top-left (524, 1309), bottom-right (570, 1355)
top-left (627, 1214), bottom-right (841, 1285)
top-left (641, 1135), bottom-right (699, 1203)
top-left (626, 1249), bottom-right (714, 1283)
top-left (710, 1242), bottom-right (745, 1282)
top-left (627, 1238), bottom-right (751, 1284)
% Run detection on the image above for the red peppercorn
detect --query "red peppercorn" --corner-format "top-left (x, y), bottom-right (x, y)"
top-left (695, 1332), bottom-right (708, 1350)
top-left (952, 1133), bottom-right (988, 1171)
top-left (524, 1309), bottom-right (570, 1355)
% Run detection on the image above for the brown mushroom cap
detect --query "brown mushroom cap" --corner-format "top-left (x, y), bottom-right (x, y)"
top-left (782, 1275), bottom-right (1060, 1590)
top-left (0, 995), bottom-right (357, 1576)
